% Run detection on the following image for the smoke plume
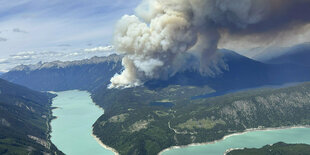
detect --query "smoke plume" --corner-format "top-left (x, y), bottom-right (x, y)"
top-left (109, 0), bottom-right (310, 89)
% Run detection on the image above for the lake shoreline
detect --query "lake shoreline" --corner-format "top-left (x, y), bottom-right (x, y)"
top-left (223, 147), bottom-right (245, 155)
top-left (50, 90), bottom-right (116, 155)
top-left (159, 125), bottom-right (310, 155)
top-left (89, 93), bottom-right (119, 155)
top-left (91, 130), bottom-right (120, 155)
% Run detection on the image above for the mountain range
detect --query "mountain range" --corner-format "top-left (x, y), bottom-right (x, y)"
top-left (144, 49), bottom-right (310, 92)
top-left (3, 47), bottom-right (310, 93)
top-left (2, 44), bottom-right (310, 154)
top-left (89, 45), bottom-right (310, 154)
top-left (256, 43), bottom-right (310, 67)
top-left (1, 54), bottom-right (122, 92)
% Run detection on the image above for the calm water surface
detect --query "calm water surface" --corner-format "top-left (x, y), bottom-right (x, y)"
top-left (162, 127), bottom-right (310, 155)
top-left (50, 90), bottom-right (310, 155)
top-left (50, 90), bottom-right (113, 155)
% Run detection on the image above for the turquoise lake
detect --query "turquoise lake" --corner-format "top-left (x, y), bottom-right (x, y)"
top-left (50, 90), bottom-right (114, 155)
top-left (162, 127), bottom-right (310, 155)
top-left (50, 90), bottom-right (310, 155)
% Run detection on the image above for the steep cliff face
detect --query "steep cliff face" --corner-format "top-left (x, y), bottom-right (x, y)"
top-left (1, 54), bottom-right (122, 92)
top-left (0, 78), bottom-right (63, 155)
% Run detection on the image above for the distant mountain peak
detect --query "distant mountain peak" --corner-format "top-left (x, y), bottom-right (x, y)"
top-left (2, 54), bottom-right (123, 91)
top-left (254, 43), bottom-right (310, 67)
top-left (11, 54), bottom-right (122, 72)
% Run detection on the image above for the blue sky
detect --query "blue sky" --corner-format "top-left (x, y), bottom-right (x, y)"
top-left (0, 0), bottom-right (139, 71)
top-left (0, 0), bottom-right (309, 72)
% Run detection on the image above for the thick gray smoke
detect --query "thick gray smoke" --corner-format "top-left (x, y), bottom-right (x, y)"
top-left (109, 0), bottom-right (310, 89)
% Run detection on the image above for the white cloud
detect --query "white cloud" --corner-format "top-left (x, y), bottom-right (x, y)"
top-left (0, 58), bottom-right (9, 64)
top-left (12, 51), bottom-right (36, 56)
top-left (84, 45), bottom-right (114, 52)
top-left (0, 45), bottom-right (116, 72)
top-left (0, 0), bottom-right (140, 58)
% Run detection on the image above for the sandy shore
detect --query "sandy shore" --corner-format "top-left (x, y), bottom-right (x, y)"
top-left (90, 96), bottom-right (119, 155)
top-left (223, 147), bottom-right (244, 155)
top-left (159, 125), bottom-right (310, 155)
top-left (89, 96), bottom-right (119, 154)
top-left (224, 143), bottom-right (275, 155)
top-left (91, 131), bottom-right (120, 155)
top-left (50, 90), bottom-right (118, 154)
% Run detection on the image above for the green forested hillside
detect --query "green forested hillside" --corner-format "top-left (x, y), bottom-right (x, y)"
top-left (0, 79), bottom-right (63, 155)
top-left (227, 142), bottom-right (310, 155)
top-left (92, 82), bottom-right (310, 155)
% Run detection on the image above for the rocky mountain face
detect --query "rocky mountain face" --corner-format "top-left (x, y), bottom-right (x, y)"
top-left (1, 54), bottom-right (122, 92)
top-left (0, 78), bottom-right (63, 154)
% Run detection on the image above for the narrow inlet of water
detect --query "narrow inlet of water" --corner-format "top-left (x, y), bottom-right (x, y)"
top-left (50, 90), bottom-right (114, 155)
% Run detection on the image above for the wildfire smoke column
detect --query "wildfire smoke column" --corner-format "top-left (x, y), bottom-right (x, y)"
top-left (109, 0), bottom-right (310, 89)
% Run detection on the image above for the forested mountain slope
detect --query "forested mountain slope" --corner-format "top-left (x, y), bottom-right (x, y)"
top-left (227, 142), bottom-right (310, 155)
top-left (0, 78), bottom-right (63, 155)
top-left (92, 82), bottom-right (310, 155)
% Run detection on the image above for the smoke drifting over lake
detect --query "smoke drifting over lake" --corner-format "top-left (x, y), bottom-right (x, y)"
top-left (109, 0), bottom-right (310, 89)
